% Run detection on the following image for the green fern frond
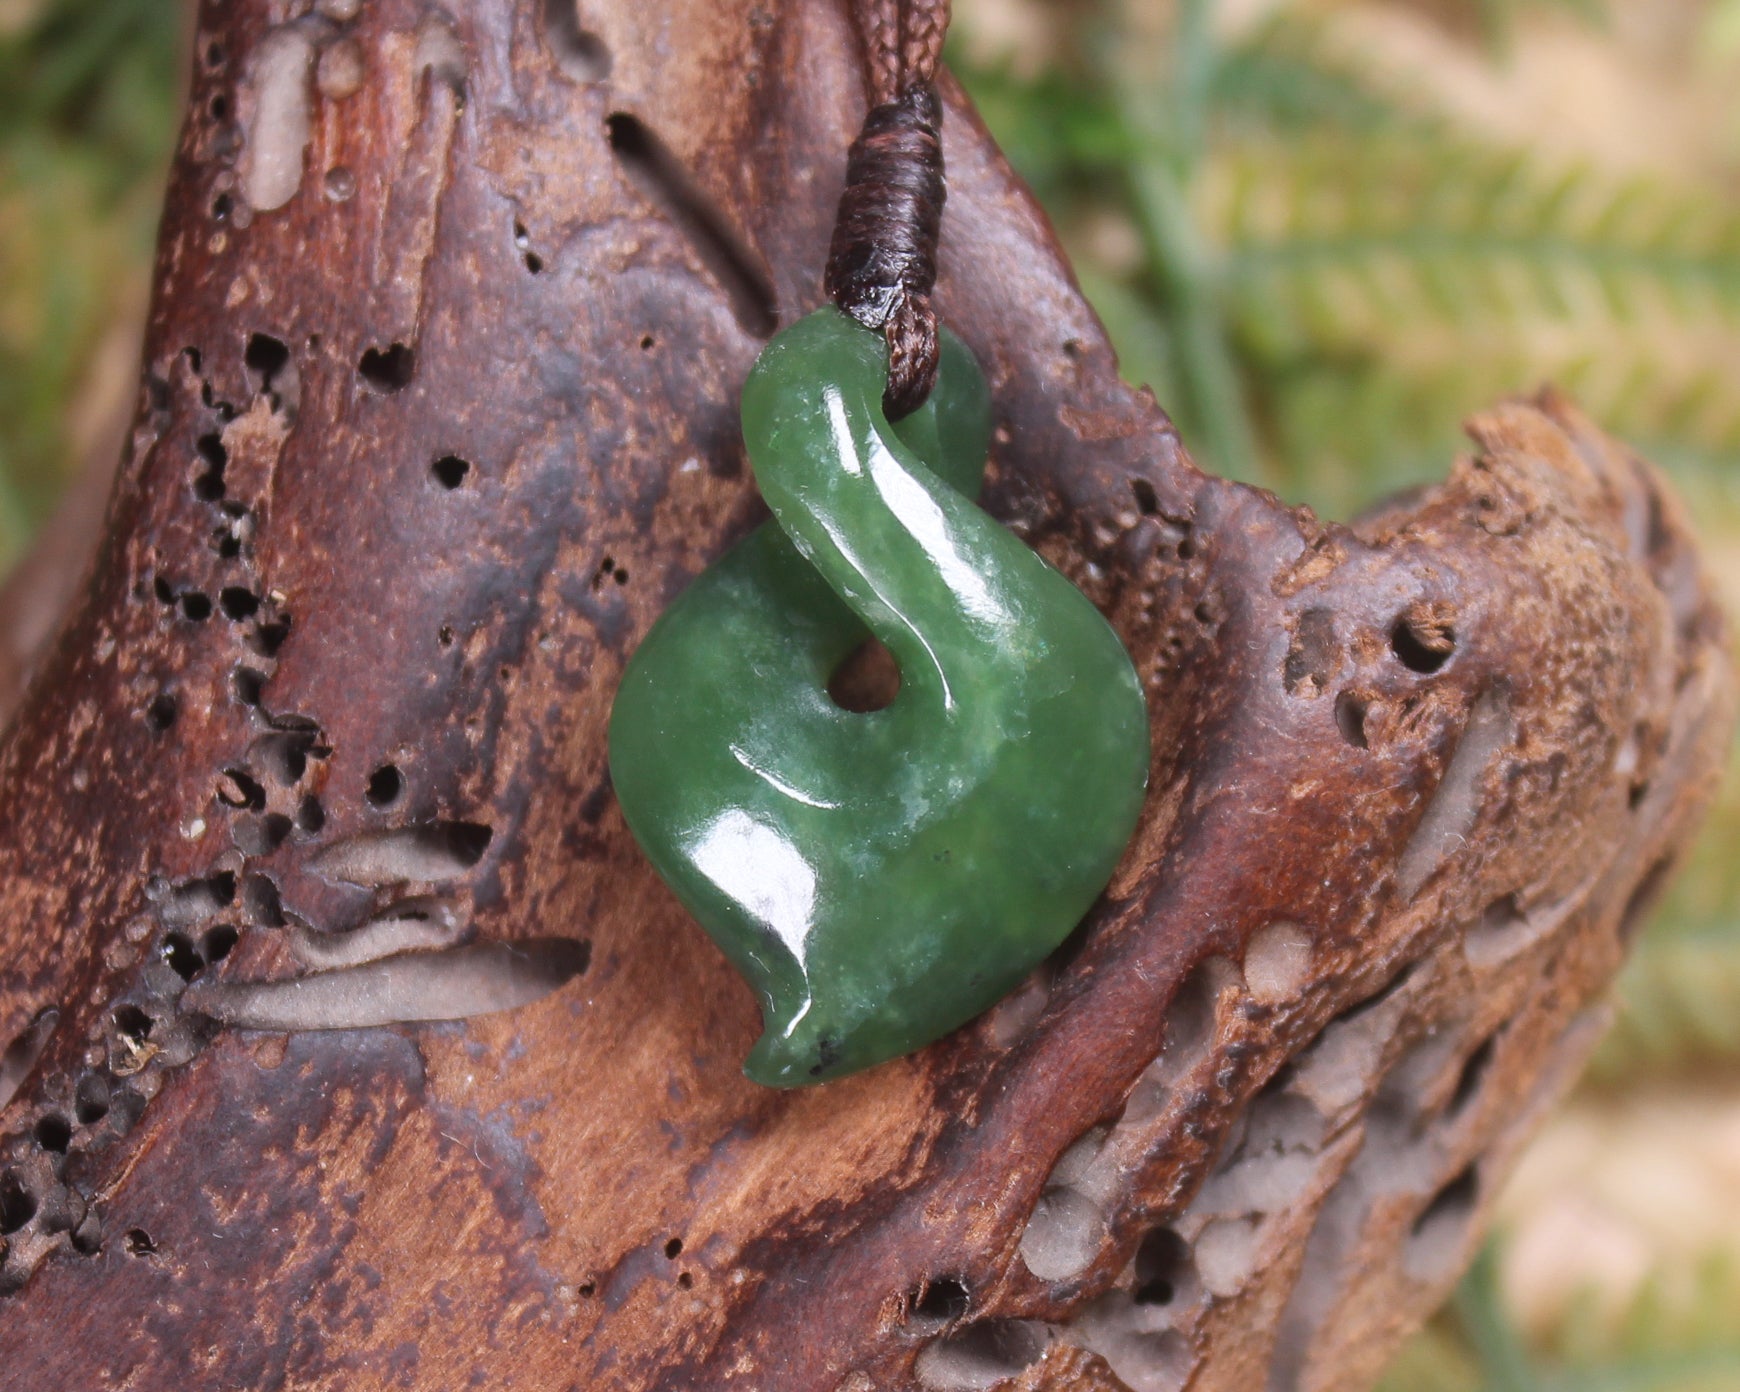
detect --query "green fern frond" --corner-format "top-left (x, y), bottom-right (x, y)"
top-left (1210, 15), bottom-right (1423, 137)
top-left (965, 7), bottom-right (1740, 510)
top-left (942, 51), bottom-right (1131, 208)
top-left (964, 9), bottom-right (1740, 1391)
top-left (1216, 140), bottom-right (1740, 325)
top-left (1193, 131), bottom-right (1740, 512)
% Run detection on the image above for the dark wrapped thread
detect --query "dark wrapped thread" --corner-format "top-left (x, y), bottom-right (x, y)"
top-left (824, 85), bottom-right (944, 419)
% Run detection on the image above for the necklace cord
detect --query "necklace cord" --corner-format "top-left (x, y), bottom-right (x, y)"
top-left (823, 0), bottom-right (951, 419)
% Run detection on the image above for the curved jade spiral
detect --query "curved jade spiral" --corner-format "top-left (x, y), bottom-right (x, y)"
top-left (609, 309), bottom-right (1149, 1086)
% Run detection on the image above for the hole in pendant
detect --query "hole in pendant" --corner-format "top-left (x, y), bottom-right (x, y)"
top-left (828, 638), bottom-right (901, 713)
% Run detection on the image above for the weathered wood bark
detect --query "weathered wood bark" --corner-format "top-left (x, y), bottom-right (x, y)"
top-left (0, 2), bottom-right (1730, 1389)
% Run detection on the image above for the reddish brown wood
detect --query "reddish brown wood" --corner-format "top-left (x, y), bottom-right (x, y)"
top-left (0, 2), bottom-right (1729, 1389)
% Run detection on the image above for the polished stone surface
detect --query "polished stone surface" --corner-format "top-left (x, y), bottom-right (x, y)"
top-left (610, 310), bottom-right (1149, 1086)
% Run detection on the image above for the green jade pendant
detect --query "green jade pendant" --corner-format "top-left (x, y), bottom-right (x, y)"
top-left (609, 309), bottom-right (1149, 1086)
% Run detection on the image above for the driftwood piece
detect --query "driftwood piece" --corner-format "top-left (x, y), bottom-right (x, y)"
top-left (0, 1), bottom-right (1730, 1388)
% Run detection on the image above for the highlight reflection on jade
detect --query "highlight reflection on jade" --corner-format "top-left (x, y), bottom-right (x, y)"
top-left (609, 309), bottom-right (1149, 1086)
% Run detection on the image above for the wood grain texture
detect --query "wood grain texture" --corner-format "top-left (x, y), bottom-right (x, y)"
top-left (0, 2), bottom-right (1729, 1388)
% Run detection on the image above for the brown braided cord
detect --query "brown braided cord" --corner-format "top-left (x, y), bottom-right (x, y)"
top-left (855, 0), bottom-right (948, 100)
top-left (857, 0), bottom-right (903, 104)
top-left (825, 0), bottom-right (951, 418)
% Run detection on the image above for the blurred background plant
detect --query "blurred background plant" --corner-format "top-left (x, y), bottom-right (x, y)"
top-left (0, 0), bottom-right (1736, 1386)
top-left (953, 1), bottom-right (1740, 1386)
top-left (0, 0), bottom-right (181, 558)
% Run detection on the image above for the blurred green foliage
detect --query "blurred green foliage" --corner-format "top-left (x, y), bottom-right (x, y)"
top-left (0, 0), bottom-right (1735, 1387)
top-left (1385, 1246), bottom-right (1740, 1392)
top-left (0, 0), bottom-right (180, 560)
top-left (955, 0), bottom-right (1740, 1387)
top-left (959, 0), bottom-right (1740, 1071)
top-left (960, 2), bottom-right (1740, 519)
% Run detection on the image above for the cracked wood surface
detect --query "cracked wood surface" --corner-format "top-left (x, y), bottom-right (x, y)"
top-left (0, 1), bottom-right (1730, 1389)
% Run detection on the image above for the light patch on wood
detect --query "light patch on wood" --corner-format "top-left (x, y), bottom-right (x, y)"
top-left (1245, 923), bottom-right (1313, 1004)
top-left (183, 938), bottom-right (589, 1030)
top-left (1395, 687), bottom-right (1514, 900)
top-left (239, 26), bottom-right (317, 212)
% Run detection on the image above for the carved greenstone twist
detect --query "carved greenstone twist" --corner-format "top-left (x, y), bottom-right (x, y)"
top-left (609, 308), bottom-right (1149, 1086)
